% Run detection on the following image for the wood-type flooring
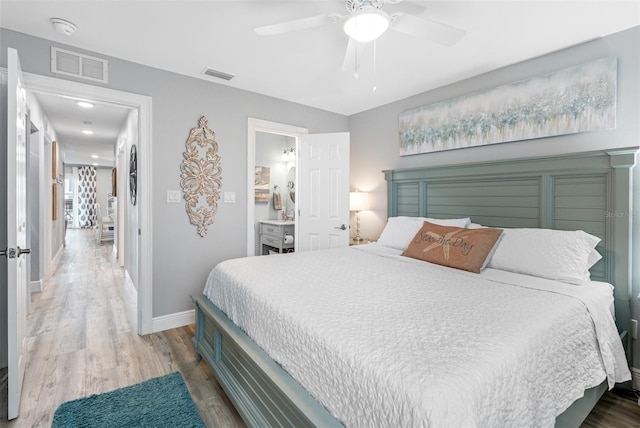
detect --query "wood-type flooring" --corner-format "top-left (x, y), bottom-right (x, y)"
top-left (5, 229), bottom-right (243, 428)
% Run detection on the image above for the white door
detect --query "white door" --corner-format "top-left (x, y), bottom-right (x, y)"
top-left (297, 132), bottom-right (350, 251)
top-left (5, 47), bottom-right (29, 420)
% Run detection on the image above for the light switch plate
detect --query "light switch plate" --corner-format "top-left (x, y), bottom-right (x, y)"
top-left (224, 192), bottom-right (236, 203)
top-left (167, 190), bottom-right (181, 203)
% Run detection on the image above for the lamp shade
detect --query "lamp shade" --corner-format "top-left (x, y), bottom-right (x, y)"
top-left (349, 191), bottom-right (370, 211)
top-left (343, 8), bottom-right (390, 43)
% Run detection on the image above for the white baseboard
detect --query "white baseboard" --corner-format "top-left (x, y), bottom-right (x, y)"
top-left (152, 309), bottom-right (195, 333)
top-left (30, 279), bottom-right (43, 293)
top-left (124, 270), bottom-right (137, 304)
top-left (631, 367), bottom-right (640, 390)
top-left (51, 244), bottom-right (64, 269)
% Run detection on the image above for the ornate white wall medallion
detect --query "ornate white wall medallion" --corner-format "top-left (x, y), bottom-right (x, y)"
top-left (180, 116), bottom-right (223, 237)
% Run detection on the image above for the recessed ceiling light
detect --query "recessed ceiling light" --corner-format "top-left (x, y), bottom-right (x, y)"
top-left (82, 129), bottom-right (94, 135)
top-left (77, 101), bottom-right (94, 108)
top-left (92, 163), bottom-right (98, 166)
top-left (50, 18), bottom-right (77, 36)
top-left (91, 154), bottom-right (99, 159)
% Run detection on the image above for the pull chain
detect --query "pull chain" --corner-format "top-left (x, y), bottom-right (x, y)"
top-left (372, 39), bottom-right (377, 92)
top-left (354, 40), bottom-right (359, 79)
top-left (353, 16), bottom-right (359, 79)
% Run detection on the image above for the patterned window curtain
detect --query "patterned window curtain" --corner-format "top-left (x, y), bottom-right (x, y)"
top-left (77, 166), bottom-right (97, 228)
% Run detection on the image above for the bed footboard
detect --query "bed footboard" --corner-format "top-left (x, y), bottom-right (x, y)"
top-left (193, 294), bottom-right (343, 428)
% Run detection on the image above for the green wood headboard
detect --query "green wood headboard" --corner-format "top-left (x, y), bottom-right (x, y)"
top-left (384, 147), bottom-right (637, 336)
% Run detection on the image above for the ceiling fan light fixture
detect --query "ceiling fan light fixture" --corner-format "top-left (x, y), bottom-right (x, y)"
top-left (343, 8), bottom-right (389, 43)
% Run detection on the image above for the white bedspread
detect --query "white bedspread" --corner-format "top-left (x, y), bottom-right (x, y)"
top-left (203, 244), bottom-right (631, 428)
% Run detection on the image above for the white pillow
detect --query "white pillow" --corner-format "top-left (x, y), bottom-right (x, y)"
top-left (587, 248), bottom-right (603, 269)
top-left (377, 216), bottom-right (471, 250)
top-left (467, 223), bottom-right (487, 229)
top-left (487, 228), bottom-right (601, 284)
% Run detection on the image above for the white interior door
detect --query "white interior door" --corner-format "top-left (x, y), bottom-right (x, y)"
top-left (6, 47), bottom-right (29, 420)
top-left (297, 132), bottom-right (350, 251)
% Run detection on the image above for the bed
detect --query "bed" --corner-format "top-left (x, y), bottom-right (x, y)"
top-left (194, 147), bottom-right (637, 427)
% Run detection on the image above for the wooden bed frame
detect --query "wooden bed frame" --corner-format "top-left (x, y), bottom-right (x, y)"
top-left (194, 147), bottom-right (637, 428)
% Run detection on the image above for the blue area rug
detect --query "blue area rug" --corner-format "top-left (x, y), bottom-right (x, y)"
top-left (51, 372), bottom-right (205, 428)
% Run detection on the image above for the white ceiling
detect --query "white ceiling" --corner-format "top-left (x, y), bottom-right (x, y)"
top-left (34, 93), bottom-right (131, 167)
top-left (2, 1), bottom-right (639, 164)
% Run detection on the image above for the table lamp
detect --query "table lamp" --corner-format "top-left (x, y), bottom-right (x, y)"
top-left (349, 191), bottom-right (370, 243)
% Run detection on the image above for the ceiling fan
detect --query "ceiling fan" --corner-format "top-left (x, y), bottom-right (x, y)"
top-left (254, 0), bottom-right (466, 75)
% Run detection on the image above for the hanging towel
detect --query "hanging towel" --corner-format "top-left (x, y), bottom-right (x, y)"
top-left (273, 190), bottom-right (283, 210)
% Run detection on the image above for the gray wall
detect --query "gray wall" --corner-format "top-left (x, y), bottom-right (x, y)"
top-left (51, 143), bottom-right (64, 258)
top-left (119, 109), bottom-right (139, 290)
top-left (349, 26), bottom-right (640, 368)
top-left (29, 125), bottom-right (40, 283)
top-left (0, 28), bottom-right (349, 320)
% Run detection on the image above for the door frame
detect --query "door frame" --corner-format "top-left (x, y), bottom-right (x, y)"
top-left (247, 118), bottom-right (307, 257)
top-left (22, 71), bottom-right (154, 335)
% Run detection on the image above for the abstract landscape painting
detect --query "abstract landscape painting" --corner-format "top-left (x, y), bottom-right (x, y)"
top-left (399, 57), bottom-right (617, 155)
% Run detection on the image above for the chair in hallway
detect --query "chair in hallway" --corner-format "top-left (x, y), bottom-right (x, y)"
top-left (95, 202), bottom-right (114, 244)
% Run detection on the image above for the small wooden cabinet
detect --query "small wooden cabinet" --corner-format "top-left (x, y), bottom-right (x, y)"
top-left (259, 220), bottom-right (295, 255)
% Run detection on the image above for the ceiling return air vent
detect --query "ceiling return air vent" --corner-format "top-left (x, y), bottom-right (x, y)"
top-left (202, 67), bottom-right (235, 81)
top-left (51, 47), bottom-right (109, 83)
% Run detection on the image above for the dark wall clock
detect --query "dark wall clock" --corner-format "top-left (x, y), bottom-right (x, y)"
top-left (129, 144), bottom-right (137, 206)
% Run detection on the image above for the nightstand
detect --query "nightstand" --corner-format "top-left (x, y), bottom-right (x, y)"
top-left (259, 220), bottom-right (295, 255)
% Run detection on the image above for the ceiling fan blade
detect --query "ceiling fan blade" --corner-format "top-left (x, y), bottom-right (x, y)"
top-left (391, 13), bottom-right (465, 46)
top-left (386, 0), bottom-right (427, 17)
top-left (254, 14), bottom-right (336, 36)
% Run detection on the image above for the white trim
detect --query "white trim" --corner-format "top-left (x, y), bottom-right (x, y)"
top-left (21, 71), bottom-right (154, 335)
top-left (51, 242), bottom-right (64, 267)
top-left (124, 269), bottom-right (137, 303)
top-left (247, 118), bottom-right (308, 256)
top-left (138, 95), bottom-right (153, 335)
top-left (152, 309), bottom-right (195, 333)
top-left (631, 367), bottom-right (640, 391)
top-left (30, 279), bottom-right (42, 293)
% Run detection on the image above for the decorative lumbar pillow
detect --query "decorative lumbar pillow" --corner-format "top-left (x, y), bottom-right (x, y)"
top-left (377, 216), bottom-right (471, 251)
top-left (402, 221), bottom-right (503, 273)
top-left (487, 228), bottom-right (601, 284)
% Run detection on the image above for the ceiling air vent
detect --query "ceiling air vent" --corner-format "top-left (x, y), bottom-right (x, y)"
top-left (51, 47), bottom-right (108, 83)
top-left (203, 67), bottom-right (235, 81)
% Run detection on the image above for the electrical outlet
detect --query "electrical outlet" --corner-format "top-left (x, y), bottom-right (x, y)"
top-left (166, 190), bottom-right (181, 203)
top-left (632, 319), bottom-right (638, 340)
top-left (224, 192), bottom-right (236, 203)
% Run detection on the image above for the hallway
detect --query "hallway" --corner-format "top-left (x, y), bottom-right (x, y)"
top-left (7, 229), bottom-right (243, 427)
